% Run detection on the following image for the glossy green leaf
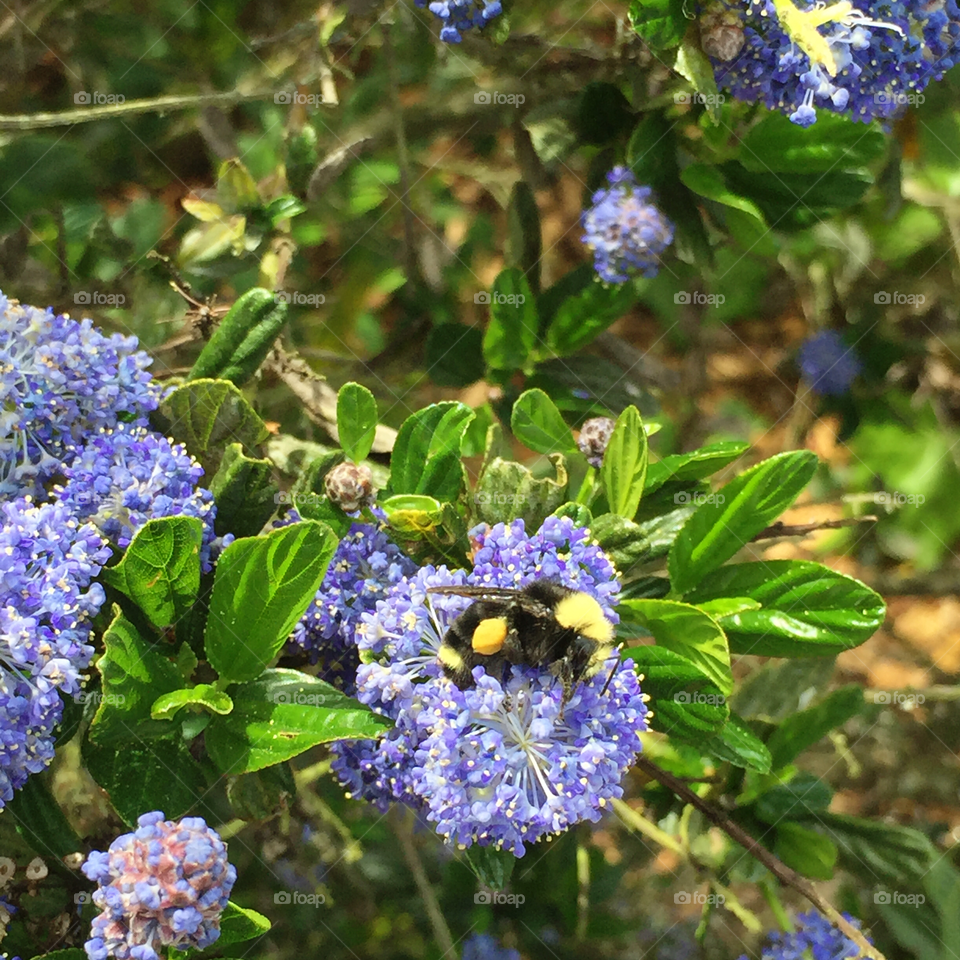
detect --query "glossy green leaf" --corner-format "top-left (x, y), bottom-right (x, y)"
top-left (461, 845), bottom-right (516, 892)
top-left (152, 378), bottom-right (268, 476)
top-left (620, 599), bottom-right (733, 696)
top-left (218, 902), bottom-right (272, 945)
top-left (644, 441), bottom-right (748, 495)
top-left (151, 684), bottom-right (234, 720)
top-left (668, 451), bottom-right (818, 596)
top-left (475, 455), bottom-right (568, 531)
top-left (590, 513), bottom-right (653, 573)
top-left (511, 388), bottom-right (576, 455)
top-left (702, 714), bottom-right (771, 773)
top-left (100, 517), bottom-right (202, 629)
top-left (695, 597), bottom-right (761, 620)
top-left (482, 268), bottom-right (537, 372)
top-left (507, 180), bottom-right (542, 293)
top-left (336, 381), bottom-right (379, 463)
top-left (755, 773), bottom-right (833, 824)
top-left (426, 323), bottom-right (485, 387)
top-left (543, 277), bottom-right (636, 357)
top-left (674, 40), bottom-right (723, 123)
top-left (766, 685), bottom-right (864, 770)
top-left (687, 561), bottom-right (885, 657)
top-left (82, 735), bottom-right (207, 827)
top-left (600, 406), bottom-right (648, 519)
top-left (7, 775), bottom-right (83, 860)
top-left (620, 645), bottom-right (729, 743)
top-left (88, 610), bottom-right (185, 745)
top-left (209, 443), bottom-right (279, 539)
top-left (205, 521), bottom-right (337, 684)
top-left (205, 669), bottom-right (392, 774)
top-left (774, 822), bottom-right (837, 880)
top-left (628, 0), bottom-right (686, 50)
top-left (388, 402), bottom-right (475, 501)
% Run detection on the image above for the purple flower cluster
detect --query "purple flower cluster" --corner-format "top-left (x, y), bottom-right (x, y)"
top-left (0, 499), bottom-right (110, 805)
top-left (738, 910), bottom-right (868, 959)
top-left (413, 0), bottom-right (502, 42)
top-left (798, 330), bottom-right (862, 395)
top-left (462, 933), bottom-right (521, 960)
top-left (287, 519), bottom-right (416, 690)
top-left (81, 811), bottom-right (237, 960)
top-left (710, 0), bottom-right (960, 126)
top-left (53, 424), bottom-right (222, 572)
top-left (581, 167), bottom-right (674, 284)
top-left (0, 294), bottom-right (158, 497)
top-left (332, 516), bottom-right (649, 856)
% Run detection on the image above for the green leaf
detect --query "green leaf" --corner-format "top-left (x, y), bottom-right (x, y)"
top-left (218, 902), bottom-right (272, 945)
top-left (695, 597), bottom-right (761, 620)
top-left (152, 378), bottom-right (268, 476)
top-left (187, 288), bottom-right (287, 386)
top-left (600, 406), bottom-right (649, 519)
top-left (644, 442), bottom-right (748, 495)
top-left (30, 950), bottom-right (87, 960)
top-left (205, 521), bottom-right (338, 684)
top-left (511, 389), bottom-right (576, 455)
top-left (674, 40), bottom-right (723, 124)
top-left (6, 775), bottom-right (83, 859)
top-left (733, 658), bottom-right (838, 722)
top-left (460, 845), bottom-right (516, 892)
top-left (620, 599), bottom-right (733, 697)
top-left (755, 773), bottom-right (833, 823)
top-left (426, 323), bottom-right (485, 387)
top-left (740, 110), bottom-right (887, 175)
top-left (544, 277), bottom-right (636, 358)
top-left (668, 451), bottom-right (818, 596)
top-left (765, 686), bottom-right (864, 770)
top-left (475, 455), bottom-right (568, 531)
top-left (387, 402), bottom-right (475, 501)
top-left (620, 645), bottom-right (729, 742)
top-left (227, 763), bottom-right (296, 820)
top-left (687, 560), bottom-right (886, 657)
top-left (590, 513), bottom-right (653, 573)
top-left (205, 669), bottom-right (392, 774)
top-left (628, 0), bottom-right (686, 50)
top-left (482, 268), bottom-right (538, 372)
top-left (816, 813), bottom-right (937, 886)
top-left (151, 684), bottom-right (234, 720)
top-left (82, 735), bottom-right (207, 827)
top-left (100, 517), bottom-right (202, 629)
top-left (702, 714), bottom-right (771, 773)
top-left (774, 822), bottom-right (837, 880)
top-left (336, 382), bottom-right (379, 463)
top-left (507, 180), bottom-right (542, 293)
top-left (88, 611), bottom-right (185, 745)
top-left (217, 158), bottom-right (260, 210)
top-left (209, 443), bottom-right (279, 539)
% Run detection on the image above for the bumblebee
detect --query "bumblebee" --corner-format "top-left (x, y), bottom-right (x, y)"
top-left (427, 579), bottom-right (618, 708)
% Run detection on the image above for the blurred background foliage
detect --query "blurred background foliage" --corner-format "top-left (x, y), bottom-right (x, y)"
top-left (4, 1), bottom-right (960, 958)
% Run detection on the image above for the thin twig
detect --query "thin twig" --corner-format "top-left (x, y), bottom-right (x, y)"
top-left (392, 808), bottom-right (457, 958)
top-left (636, 756), bottom-right (885, 960)
top-left (750, 516), bottom-right (878, 542)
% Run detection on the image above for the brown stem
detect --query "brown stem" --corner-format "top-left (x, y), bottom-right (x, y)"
top-left (636, 756), bottom-right (885, 960)
top-left (750, 516), bottom-right (877, 542)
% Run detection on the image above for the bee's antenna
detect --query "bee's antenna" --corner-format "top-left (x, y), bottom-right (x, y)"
top-left (598, 647), bottom-right (622, 698)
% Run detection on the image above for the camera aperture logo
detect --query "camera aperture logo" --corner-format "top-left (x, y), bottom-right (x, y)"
top-left (475, 889), bottom-right (525, 906)
top-left (274, 890), bottom-right (326, 906)
top-left (474, 91), bottom-right (525, 106)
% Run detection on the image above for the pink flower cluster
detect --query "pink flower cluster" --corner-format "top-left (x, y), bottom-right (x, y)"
top-left (80, 811), bottom-right (236, 960)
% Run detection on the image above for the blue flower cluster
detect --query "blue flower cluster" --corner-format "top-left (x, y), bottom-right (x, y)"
top-left (332, 516), bottom-right (649, 856)
top-left (0, 499), bottom-right (110, 805)
top-left (54, 424), bottom-right (223, 572)
top-left (414, 0), bottom-right (502, 42)
top-left (581, 167), bottom-right (675, 284)
top-left (81, 811), bottom-right (236, 960)
top-left (462, 933), bottom-right (521, 960)
top-left (738, 910), bottom-right (868, 959)
top-left (0, 295), bottom-right (158, 496)
top-left (798, 330), bottom-right (862, 395)
top-left (710, 0), bottom-right (960, 126)
top-left (286, 518), bottom-right (416, 690)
